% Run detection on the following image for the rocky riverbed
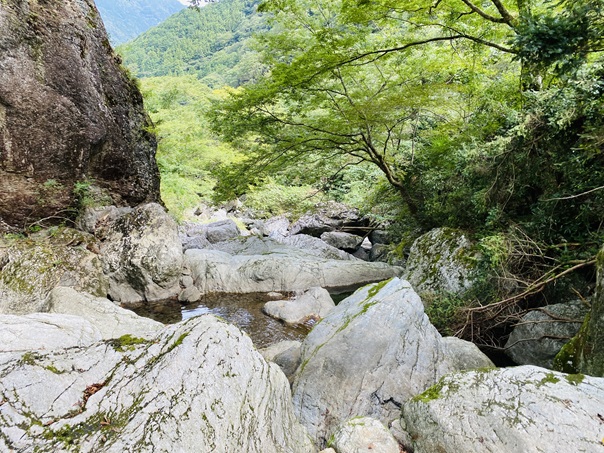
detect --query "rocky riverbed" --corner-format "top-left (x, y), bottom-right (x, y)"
top-left (0, 202), bottom-right (603, 452)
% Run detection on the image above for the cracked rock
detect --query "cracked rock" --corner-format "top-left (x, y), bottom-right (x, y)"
top-left (0, 316), bottom-right (316, 452)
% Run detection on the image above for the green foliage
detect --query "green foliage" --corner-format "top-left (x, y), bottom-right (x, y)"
top-left (118, 0), bottom-right (264, 87)
top-left (425, 294), bottom-right (471, 336)
top-left (242, 178), bottom-right (317, 217)
top-left (139, 76), bottom-right (243, 219)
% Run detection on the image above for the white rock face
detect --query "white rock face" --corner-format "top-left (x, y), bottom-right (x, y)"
top-left (100, 203), bottom-right (184, 305)
top-left (47, 287), bottom-right (163, 340)
top-left (0, 316), bottom-right (316, 452)
top-left (186, 241), bottom-right (402, 295)
top-left (292, 278), bottom-right (456, 446)
top-left (402, 366), bottom-right (604, 453)
top-left (263, 287), bottom-right (335, 324)
top-left (330, 417), bottom-right (400, 453)
top-left (404, 227), bottom-right (480, 299)
top-left (0, 313), bottom-right (102, 352)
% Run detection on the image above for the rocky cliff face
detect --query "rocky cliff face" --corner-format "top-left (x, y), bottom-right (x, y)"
top-left (0, 0), bottom-right (161, 232)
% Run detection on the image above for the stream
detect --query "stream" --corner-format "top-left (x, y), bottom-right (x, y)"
top-left (133, 293), bottom-right (312, 348)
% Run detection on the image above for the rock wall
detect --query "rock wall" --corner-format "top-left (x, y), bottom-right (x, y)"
top-left (0, 0), bottom-right (160, 231)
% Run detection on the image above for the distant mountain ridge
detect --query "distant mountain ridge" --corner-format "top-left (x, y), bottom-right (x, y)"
top-left (117, 0), bottom-right (265, 87)
top-left (95, 0), bottom-right (185, 45)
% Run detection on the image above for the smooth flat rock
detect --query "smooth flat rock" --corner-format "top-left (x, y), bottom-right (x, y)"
top-left (263, 287), bottom-right (335, 324)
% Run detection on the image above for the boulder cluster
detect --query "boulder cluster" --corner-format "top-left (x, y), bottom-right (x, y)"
top-left (0, 202), bottom-right (602, 452)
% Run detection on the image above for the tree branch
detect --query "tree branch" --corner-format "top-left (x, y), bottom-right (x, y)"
top-left (459, 0), bottom-right (507, 23)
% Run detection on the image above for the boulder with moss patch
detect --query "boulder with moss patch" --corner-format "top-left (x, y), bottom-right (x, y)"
top-left (556, 244), bottom-right (604, 377)
top-left (292, 278), bottom-right (464, 447)
top-left (0, 228), bottom-right (108, 314)
top-left (403, 228), bottom-right (481, 301)
top-left (401, 366), bottom-right (604, 453)
top-left (505, 301), bottom-right (588, 369)
top-left (0, 316), bottom-right (316, 452)
top-left (0, 0), bottom-right (160, 232)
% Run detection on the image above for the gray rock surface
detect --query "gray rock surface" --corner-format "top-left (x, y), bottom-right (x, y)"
top-left (0, 316), bottom-right (316, 452)
top-left (330, 417), bottom-right (400, 453)
top-left (441, 336), bottom-right (495, 371)
top-left (100, 203), bottom-right (184, 305)
top-left (505, 301), bottom-right (588, 368)
top-left (47, 287), bottom-right (162, 340)
top-left (0, 228), bottom-right (108, 315)
top-left (275, 234), bottom-right (359, 261)
top-left (206, 219), bottom-right (241, 243)
top-left (0, 0), bottom-right (160, 231)
top-left (290, 202), bottom-right (367, 237)
top-left (404, 228), bottom-right (480, 299)
top-left (320, 232), bottom-right (364, 253)
top-left (76, 206), bottom-right (133, 235)
top-left (0, 313), bottom-right (101, 352)
top-left (292, 278), bottom-right (456, 446)
top-left (186, 246), bottom-right (402, 295)
top-left (260, 340), bottom-right (302, 382)
top-left (402, 365), bottom-right (604, 453)
top-left (262, 215), bottom-right (291, 238)
top-left (263, 287), bottom-right (335, 324)
top-left (178, 285), bottom-right (202, 303)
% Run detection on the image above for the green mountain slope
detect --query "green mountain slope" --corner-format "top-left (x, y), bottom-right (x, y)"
top-left (117, 0), bottom-right (264, 87)
top-left (95, 0), bottom-right (185, 45)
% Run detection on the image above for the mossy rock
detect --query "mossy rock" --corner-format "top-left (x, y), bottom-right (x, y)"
top-left (0, 227), bottom-right (109, 314)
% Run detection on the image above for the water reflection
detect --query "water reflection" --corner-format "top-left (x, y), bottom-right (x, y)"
top-left (132, 293), bottom-right (312, 349)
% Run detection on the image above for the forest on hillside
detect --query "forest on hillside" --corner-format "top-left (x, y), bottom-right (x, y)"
top-left (120, 0), bottom-right (604, 345)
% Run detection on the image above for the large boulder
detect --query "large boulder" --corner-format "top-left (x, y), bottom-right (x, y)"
top-left (0, 313), bottom-right (101, 352)
top-left (46, 287), bottom-right (163, 340)
top-left (401, 366), bottom-right (604, 453)
top-left (320, 232), bottom-right (364, 253)
top-left (185, 246), bottom-right (402, 296)
top-left (404, 228), bottom-right (481, 300)
top-left (0, 0), bottom-right (160, 232)
top-left (206, 219), bottom-right (241, 243)
top-left (0, 316), bottom-right (316, 452)
top-left (505, 301), bottom-right (588, 368)
top-left (99, 203), bottom-right (183, 305)
top-left (263, 287), bottom-right (335, 324)
top-left (290, 202), bottom-right (369, 237)
top-left (0, 228), bottom-right (108, 314)
top-left (292, 278), bottom-right (459, 447)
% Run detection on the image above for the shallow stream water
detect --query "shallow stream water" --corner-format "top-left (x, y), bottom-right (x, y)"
top-left (133, 292), bottom-right (315, 348)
